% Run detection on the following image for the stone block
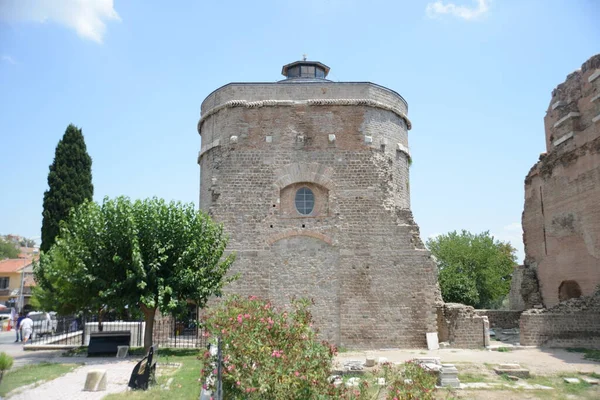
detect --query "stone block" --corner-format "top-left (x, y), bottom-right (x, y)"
top-left (230, 135), bottom-right (238, 143)
top-left (84, 370), bottom-right (107, 392)
top-left (328, 134), bottom-right (336, 143)
top-left (426, 332), bottom-right (439, 350)
top-left (265, 135), bottom-right (272, 143)
top-left (438, 364), bottom-right (460, 388)
top-left (494, 364), bottom-right (530, 378)
top-left (116, 345), bottom-right (129, 358)
top-left (364, 135), bottom-right (373, 144)
top-left (365, 356), bottom-right (375, 367)
top-left (581, 377), bottom-right (599, 385)
top-left (564, 377), bottom-right (580, 384)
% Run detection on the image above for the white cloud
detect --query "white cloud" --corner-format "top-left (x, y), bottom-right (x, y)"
top-left (426, 0), bottom-right (490, 21)
top-left (0, 0), bottom-right (120, 43)
top-left (1, 55), bottom-right (17, 64)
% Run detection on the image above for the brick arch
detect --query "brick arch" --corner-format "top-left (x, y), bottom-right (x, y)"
top-left (558, 280), bottom-right (582, 302)
top-left (267, 230), bottom-right (333, 246)
top-left (272, 163), bottom-right (334, 190)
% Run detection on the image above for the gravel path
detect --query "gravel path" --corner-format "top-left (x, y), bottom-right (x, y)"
top-left (335, 347), bottom-right (600, 375)
top-left (8, 360), bottom-right (137, 400)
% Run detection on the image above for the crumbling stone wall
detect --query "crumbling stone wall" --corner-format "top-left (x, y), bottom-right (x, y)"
top-left (520, 291), bottom-right (600, 348)
top-left (473, 310), bottom-right (522, 329)
top-left (508, 265), bottom-right (525, 310)
top-left (198, 76), bottom-right (441, 348)
top-left (521, 54), bottom-right (600, 308)
top-left (437, 303), bottom-right (488, 348)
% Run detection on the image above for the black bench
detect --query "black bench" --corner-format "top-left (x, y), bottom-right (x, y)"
top-left (128, 345), bottom-right (157, 390)
top-left (87, 330), bottom-right (131, 356)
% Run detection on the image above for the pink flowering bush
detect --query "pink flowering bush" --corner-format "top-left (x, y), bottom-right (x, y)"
top-left (382, 360), bottom-right (437, 400)
top-left (200, 295), bottom-right (368, 399)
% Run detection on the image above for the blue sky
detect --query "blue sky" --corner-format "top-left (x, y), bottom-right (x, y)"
top-left (0, 0), bottom-right (598, 262)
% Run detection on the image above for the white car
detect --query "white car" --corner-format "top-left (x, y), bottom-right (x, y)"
top-left (27, 312), bottom-right (57, 338)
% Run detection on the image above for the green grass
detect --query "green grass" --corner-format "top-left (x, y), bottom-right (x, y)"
top-left (0, 362), bottom-right (79, 396)
top-left (103, 349), bottom-right (202, 400)
top-left (566, 348), bottom-right (600, 362)
top-left (496, 347), bottom-right (512, 352)
top-left (458, 372), bottom-right (488, 383)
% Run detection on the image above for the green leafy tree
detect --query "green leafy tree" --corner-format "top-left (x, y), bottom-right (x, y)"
top-left (40, 124), bottom-right (93, 253)
top-left (0, 237), bottom-right (19, 259)
top-left (35, 196), bottom-right (235, 351)
top-left (426, 230), bottom-right (516, 309)
top-left (19, 238), bottom-right (36, 248)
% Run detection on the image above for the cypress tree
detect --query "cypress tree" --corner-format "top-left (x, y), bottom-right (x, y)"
top-left (40, 124), bottom-right (93, 252)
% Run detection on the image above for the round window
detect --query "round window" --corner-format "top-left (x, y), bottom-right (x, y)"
top-left (295, 187), bottom-right (314, 215)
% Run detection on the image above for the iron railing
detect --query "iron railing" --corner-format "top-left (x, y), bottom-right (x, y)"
top-left (25, 315), bottom-right (207, 349)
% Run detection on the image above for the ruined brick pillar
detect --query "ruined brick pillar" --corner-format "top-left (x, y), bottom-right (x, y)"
top-left (521, 54), bottom-right (600, 308)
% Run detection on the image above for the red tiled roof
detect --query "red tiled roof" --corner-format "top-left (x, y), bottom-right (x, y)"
top-left (0, 259), bottom-right (33, 273)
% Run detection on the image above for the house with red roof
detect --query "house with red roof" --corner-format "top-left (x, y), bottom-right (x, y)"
top-left (0, 256), bottom-right (36, 311)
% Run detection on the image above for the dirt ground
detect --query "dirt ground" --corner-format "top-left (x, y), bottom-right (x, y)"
top-left (336, 347), bottom-right (600, 399)
top-left (335, 347), bottom-right (600, 375)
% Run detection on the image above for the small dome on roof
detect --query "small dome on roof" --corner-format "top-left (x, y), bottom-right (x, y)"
top-left (281, 60), bottom-right (330, 80)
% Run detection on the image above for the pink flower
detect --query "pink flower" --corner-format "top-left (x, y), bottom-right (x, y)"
top-left (294, 371), bottom-right (299, 377)
top-left (237, 314), bottom-right (243, 323)
top-left (236, 381), bottom-right (241, 386)
top-left (271, 350), bottom-right (283, 358)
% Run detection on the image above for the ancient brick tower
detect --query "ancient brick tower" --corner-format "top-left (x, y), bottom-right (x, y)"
top-left (197, 60), bottom-right (440, 348)
top-left (521, 54), bottom-right (600, 308)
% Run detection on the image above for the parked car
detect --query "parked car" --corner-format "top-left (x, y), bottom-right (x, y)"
top-left (27, 312), bottom-right (57, 338)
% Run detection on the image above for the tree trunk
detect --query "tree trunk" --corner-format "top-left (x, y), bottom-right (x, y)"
top-left (140, 305), bottom-right (156, 353)
top-left (97, 308), bottom-right (104, 332)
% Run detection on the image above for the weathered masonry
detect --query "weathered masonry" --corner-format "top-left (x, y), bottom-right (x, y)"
top-left (197, 60), bottom-right (440, 348)
top-left (520, 54), bottom-right (600, 308)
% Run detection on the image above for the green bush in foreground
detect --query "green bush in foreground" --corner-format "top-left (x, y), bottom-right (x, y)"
top-left (0, 352), bottom-right (14, 384)
top-left (201, 296), bottom-right (366, 399)
top-left (200, 296), bottom-right (438, 399)
top-left (382, 361), bottom-right (437, 400)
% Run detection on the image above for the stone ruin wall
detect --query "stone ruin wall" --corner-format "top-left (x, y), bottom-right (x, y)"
top-left (437, 303), bottom-right (489, 348)
top-left (473, 309), bottom-right (522, 330)
top-left (198, 81), bottom-right (441, 349)
top-left (520, 54), bottom-right (600, 308)
top-left (520, 290), bottom-right (600, 348)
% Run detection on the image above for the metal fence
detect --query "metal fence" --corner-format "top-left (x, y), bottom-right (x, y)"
top-left (25, 315), bottom-right (207, 349)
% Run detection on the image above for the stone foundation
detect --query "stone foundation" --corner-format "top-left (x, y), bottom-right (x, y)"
top-left (437, 303), bottom-right (488, 348)
top-left (474, 310), bottom-right (522, 329)
top-left (520, 291), bottom-right (600, 348)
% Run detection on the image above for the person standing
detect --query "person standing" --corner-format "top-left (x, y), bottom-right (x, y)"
top-left (15, 313), bottom-right (24, 342)
top-left (20, 314), bottom-right (33, 344)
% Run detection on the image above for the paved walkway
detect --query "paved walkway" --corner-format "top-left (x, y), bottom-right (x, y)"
top-left (0, 331), bottom-right (137, 399)
top-left (8, 360), bottom-right (136, 400)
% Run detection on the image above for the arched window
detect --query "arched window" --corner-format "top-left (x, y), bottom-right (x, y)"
top-left (295, 187), bottom-right (314, 215)
top-left (558, 280), bottom-right (582, 302)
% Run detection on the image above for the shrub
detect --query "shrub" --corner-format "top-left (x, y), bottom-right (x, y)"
top-left (200, 295), bottom-right (366, 399)
top-left (382, 360), bottom-right (437, 400)
top-left (0, 352), bottom-right (14, 384)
